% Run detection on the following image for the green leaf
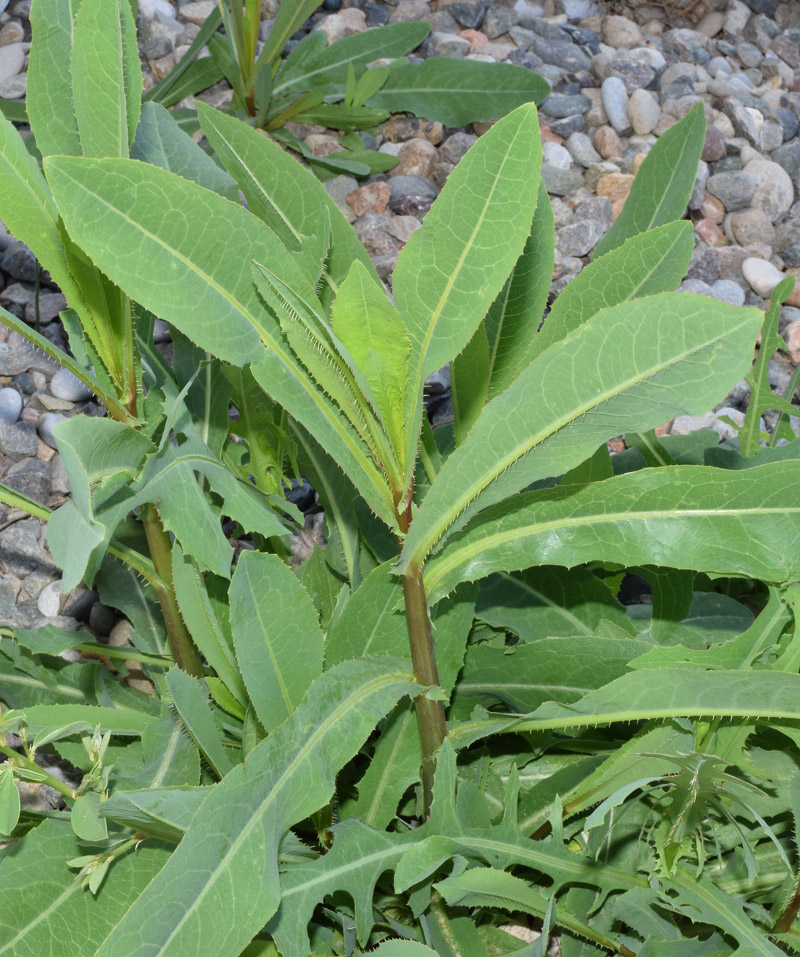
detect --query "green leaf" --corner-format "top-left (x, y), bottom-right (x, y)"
top-left (44, 155), bottom-right (279, 365)
top-left (0, 769), bottom-right (20, 836)
top-left (273, 22), bottom-right (430, 99)
top-left (501, 669), bottom-right (800, 732)
top-left (370, 943), bottom-right (437, 956)
top-left (451, 323), bottom-right (489, 445)
top-left (402, 294), bottom-right (761, 576)
top-left (71, 0), bottom-right (142, 157)
top-left (255, 0), bottom-right (323, 74)
top-left (165, 667), bottom-right (233, 779)
top-left (485, 180), bottom-right (554, 398)
top-left (476, 567), bottom-right (636, 642)
top-left (131, 101), bottom-right (238, 200)
top-left (230, 551), bottom-right (324, 732)
top-left (4, 704), bottom-right (158, 736)
top-left (424, 460), bottom-right (800, 602)
top-left (0, 819), bottom-right (172, 954)
top-left (26, 0), bottom-right (82, 157)
top-left (534, 220), bottom-right (695, 362)
top-left (393, 103), bottom-right (542, 478)
top-left (144, 6), bottom-right (222, 106)
top-left (101, 786), bottom-right (211, 843)
top-left (95, 660), bottom-right (418, 957)
top-left (71, 791), bottom-right (108, 841)
top-left (196, 101), bottom-right (377, 289)
top-left (332, 260), bottom-right (409, 452)
top-left (172, 549), bottom-right (246, 707)
top-left (451, 636), bottom-right (644, 716)
top-left (594, 102), bottom-right (706, 258)
top-left (368, 59), bottom-right (549, 126)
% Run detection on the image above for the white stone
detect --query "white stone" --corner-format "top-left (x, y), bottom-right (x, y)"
top-left (318, 9), bottom-right (367, 43)
top-left (743, 159), bottom-right (794, 223)
top-left (670, 411), bottom-right (716, 435)
top-left (628, 89), bottom-right (660, 135)
top-left (50, 368), bottom-right (93, 402)
top-left (723, 0), bottom-right (751, 36)
top-left (542, 142), bottom-right (572, 170)
top-left (0, 43), bottom-right (24, 84)
top-left (742, 257), bottom-right (784, 298)
top-left (37, 580), bottom-right (62, 618)
top-left (139, 0), bottom-right (176, 18)
top-left (603, 15), bottom-right (643, 49)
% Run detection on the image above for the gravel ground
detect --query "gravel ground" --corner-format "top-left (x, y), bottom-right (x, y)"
top-left (1, 0), bottom-right (799, 635)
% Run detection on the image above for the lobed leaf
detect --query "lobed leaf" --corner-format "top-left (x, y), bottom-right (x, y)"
top-left (95, 660), bottom-right (418, 956)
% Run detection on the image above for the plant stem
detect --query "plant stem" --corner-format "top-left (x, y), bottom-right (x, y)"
top-left (140, 505), bottom-right (202, 677)
top-left (0, 742), bottom-right (76, 801)
top-left (774, 876), bottom-right (800, 936)
top-left (398, 500), bottom-right (447, 818)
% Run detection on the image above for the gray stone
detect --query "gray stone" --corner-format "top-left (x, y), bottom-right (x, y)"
top-left (89, 601), bottom-right (118, 637)
top-left (387, 175), bottom-right (438, 202)
top-left (0, 242), bottom-right (37, 282)
top-left (508, 25), bottom-right (535, 50)
top-left (431, 32), bottom-right (470, 57)
top-left (438, 132), bottom-right (477, 164)
top-left (153, 318), bottom-right (171, 343)
top-left (782, 242), bottom-right (800, 268)
top-left (601, 77), bottom-right (630, 135)
top-left (2, 458), bottom-right (51, 504)
top-left (565, 132), bottom-right (600, 168)
top-left (0, 518), bottom-right (46, 577)
top-left (680, 278), bottom-right (713, 295)
top-left (542, 142), bottom-right (572, 170)
top-left (723, 0), bottom-right (751, 35)
top-left (0, 42), bottom-right (24, 83)
top-left (0, 576), bottom-right (18, 621)
top-left (540, 165), bottom-right (584, 196)
top-left (774, 108), bottom-right (799, 141)
top-left (556, 219), bottom-right (606, 257)
top-left (447, 0), bottom-right (487, 29)
top-left (25, 291), bottom-right (67, 326)
top-left (483, 3), bottom-right (515, 38)
top-left (50, 368), bottom-right (93, 402)
top-left (573, 195), bottom-right (612, 227)
top-left (743, 0), bottom-right (778, 16)
top-left (736, 41), bottom-right (763, 67)
top-left (530, 37), bottom-right (590, 72)
top-left (600, 51), bottom-right (658, 94)
top-left (759, 119), bottom-right (783, 153)
top-left (37, 412), bottom-right (68, 450)
top-left (709, 279), bottom-right (746, 306)
top-left (730, 207), bottom-right (775, 248)
top-left (539, 93), bottom-right (591, 119)
top-left (744, 158), bottom-right (794, 223)
top-left (0, 420), bottom-right (38, 460)
top-left (706, 171), bottom-right (758, 211)
top-left (548, 115), bottom-right (585, 138)
top-left (628, 88), bottom-right (660, 135)
top-left (690, 160), bottom-right (709, 211)
top-left (772, 141), bottom-right (800, 194)
top-left (723, 98), bottom-right (762, 148)
top-left (0, 387), bottom-right (22, 424)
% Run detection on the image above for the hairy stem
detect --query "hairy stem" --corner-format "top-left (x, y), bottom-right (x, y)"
top-left (141, 505), bottom-right (202, 677)
top-left (774, 877), bottom-right (800, 937)
top-left (399, 500), bottom-right (447, 818)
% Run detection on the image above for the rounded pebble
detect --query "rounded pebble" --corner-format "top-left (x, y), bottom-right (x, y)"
top-left (38, 412), bottom-right (69, 450)
top-left (50, 368), bottom-right (93, 402)
top-left (601, 77), bottom-right (630, 134)
top-left (742, 257), bottom-right (784, 298)
top-left (36, 580), bottom-right (62, 618)
top-left (0, 387), bottom-right (22, 424)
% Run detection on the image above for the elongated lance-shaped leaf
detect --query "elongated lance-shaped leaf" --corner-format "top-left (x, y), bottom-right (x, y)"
top-left (399, 294), bottom-right (762, 575)
top-left (131, 101), bottom-right (238, 200)
top-left (72, 0), bottom-right (141, 157)
top-left (0, 819), bottom-right (172, 956)
top-left (172, 548), bottom-right (246, 707)
top-left (254, 0), bottom-right (323, 78)
top-left (533, 219), bottom-right (695, 363)
top-left (393, 103), bottom-right (542, 485)
top-left (368, 59), bottom-right (549, 126)
top-left (3, 704), bottom-right (159, 736)
top-left (101, 786), bottom-right (211, 844)
top-left (273, 22), bottom-right (429, 99)
top-left (196, 101), bottom-right (377, 291)
top-left (94, 660), bottom-right (419, 957)
top-left (485, 180), bottom-right (554, 398)
top-left (451, 322), bottom-right (489, 445)
top-left (165, 667), bottom-right (233, 778)
top-left (44, 155), bottom-right (395, 520)
top-left (230, 551), bottom-right (323, 732)
top-left (594, 102), bottom-right (706, 258)
top-left (252, 261), bottom-right (400, 483)
top-left (26, 0), bottom-right (82, 157)
top-left (332, 259), bottom-right (409, 454)
top-left (424, 460), bottom-right (800, 602)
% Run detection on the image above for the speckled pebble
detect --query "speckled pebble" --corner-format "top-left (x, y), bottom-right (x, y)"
top-left (0, 386), bottom-right (22, 424)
